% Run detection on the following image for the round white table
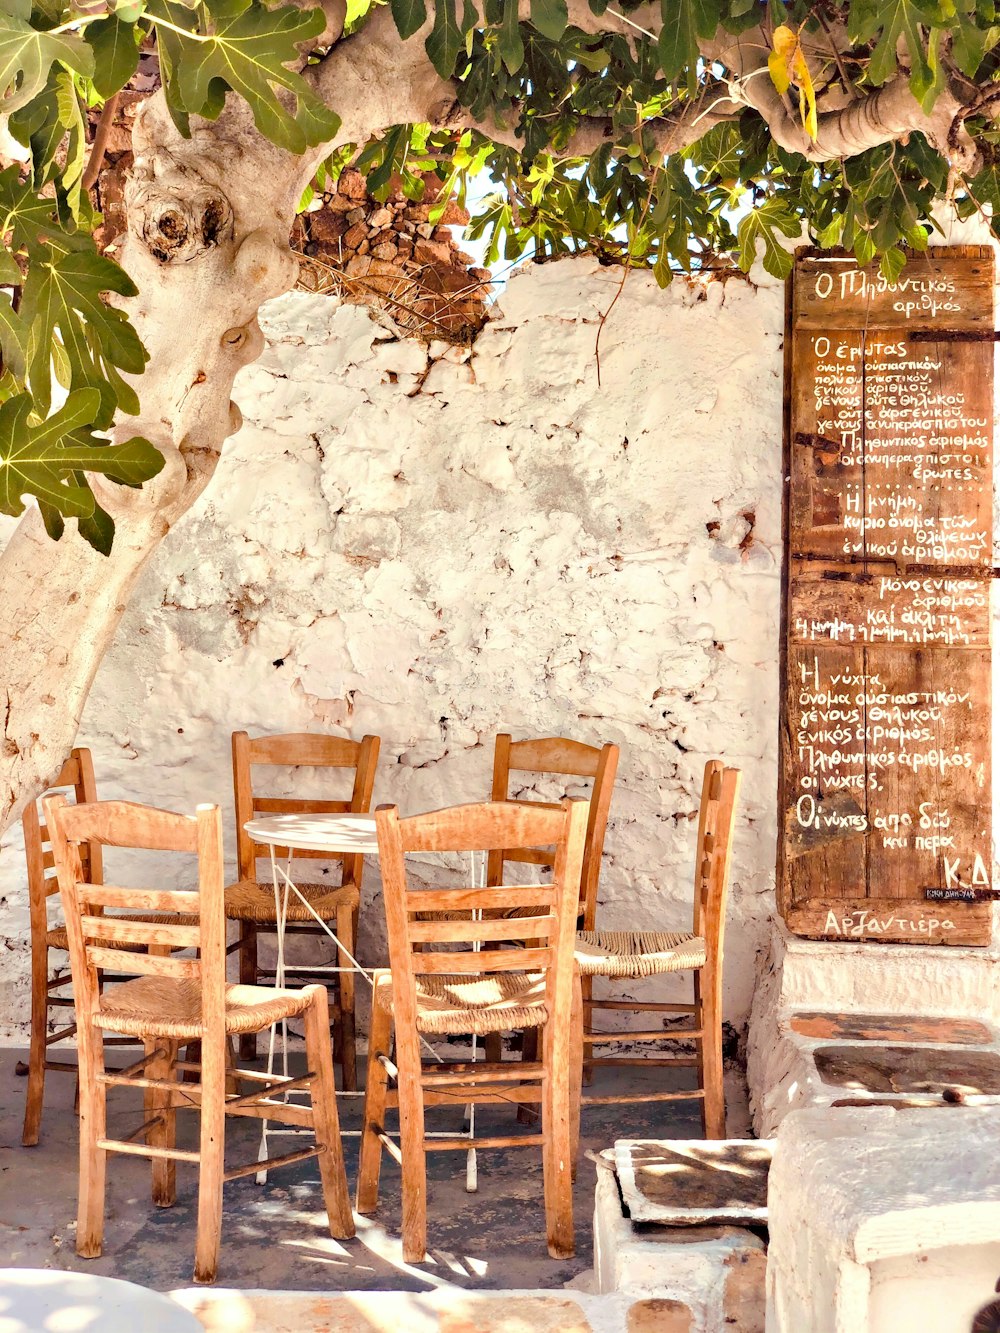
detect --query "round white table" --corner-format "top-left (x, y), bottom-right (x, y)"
top-left (244, 812), bottom-right (377, 856)
top-left (0, 1270), bottom-right (201, 1332)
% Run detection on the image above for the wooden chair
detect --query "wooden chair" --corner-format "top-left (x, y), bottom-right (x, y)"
top-left (20, 749), bottom-right (188, 1146)
top-left (45, 795), bottom-right (354, 1284)
top-left (225, 730), bottom-right (380, 1085)
top-left (484, 735), bottom-right (619, 1075)
top-left (574, 760), bottom-right (741, 1138)
top-left (356, 798), bottom-right (588, 1263)
top-left (20, 750), bottom-right (102, 1146)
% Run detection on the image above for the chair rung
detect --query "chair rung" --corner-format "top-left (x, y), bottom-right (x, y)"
top-left (120, 1114), bottom-right (165, 1144)
top-left (582, 1089), bottom-right (706, 1105)
top-left (584, 1030), bottom-right (701, 1043)
top-left (45, 1024), bottom-right (76, 1044)
top-left (585, 1000), bottom-right (697, 1013)
top-left (585, 1056), bottom-right (700, 1067)
top-left (376, 1129), bottom-right (404, 1165)
top-left (97, 1138), bottom-right (200, 1162)
top-left (420, 1062), bottom-right (545, 1086)
top-left (430, 1133), bottom-right (545, 1151)
top-left (224, 1146), bottom-right (321, 1182)
top-left (227, 1071), bottom-right (314, 1108)
top-left (43, 1059), bottom-right (78, 1073)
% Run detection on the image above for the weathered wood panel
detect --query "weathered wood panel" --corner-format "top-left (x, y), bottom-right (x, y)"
top-left (779, 247), bottom-right (994, 945)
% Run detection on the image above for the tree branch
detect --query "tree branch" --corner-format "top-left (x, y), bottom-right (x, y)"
top-left (707, 24), bottom-right (980, 173)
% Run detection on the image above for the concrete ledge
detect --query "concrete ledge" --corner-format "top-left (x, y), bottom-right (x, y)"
top-left (592, 1162), bottom-right (765, 1333)
top-left (767, 1107), bottom-right (1000, 1333)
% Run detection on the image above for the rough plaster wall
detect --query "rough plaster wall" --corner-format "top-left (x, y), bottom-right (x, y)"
top-left (0, 255), bottom-right (785, 1043)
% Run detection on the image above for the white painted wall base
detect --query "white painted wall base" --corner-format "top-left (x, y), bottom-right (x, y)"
top-left (746, 919), bottom-right (1000, 1134)
top-left (593, 1160), bottom-right (765, 1332)
top-left (767, 1107), bottom-right (1000, 1333)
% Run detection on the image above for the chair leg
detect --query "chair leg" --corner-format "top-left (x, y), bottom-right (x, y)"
top-left (76, 1036), bottom-right (107, 1259)
top-left (303, 990), bottom-right (354, 1239)
top-left (397, 1046), bottom-right (427, 1265)
top-left (698, 970), bottom-right (726, 1139)
top-left (238, 925), bottom-right (258, 1061)
top-left (484, 1032), bottom-right (502, 1064)
top-left (580, 974), bottom-right (594, 1086)
top-left (193, 1035), bottom-right (227, 1285)
top-left (356, 995), bottom-right (392, 1215)
top-left (146, 1040), bottom-right (178, 1207)
top-left (569, 976), bottom-right (584, 1178)
top-left (21, 943), bottom-right (52, 1147)
top-left (335, 903), bottom-right (357, 1092)
top-left (541, 1017), bottom-right (574, 1260)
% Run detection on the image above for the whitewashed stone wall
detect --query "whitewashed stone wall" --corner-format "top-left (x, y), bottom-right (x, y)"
top-left (0, 255), bottom-right (786, 1043)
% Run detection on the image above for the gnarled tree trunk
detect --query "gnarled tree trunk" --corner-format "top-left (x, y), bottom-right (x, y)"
top-left (0, 95), bottom-right (310, 831)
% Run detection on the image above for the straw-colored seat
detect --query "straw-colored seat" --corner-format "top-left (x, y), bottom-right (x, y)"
top-left (372, 970), bottom-right (547, 1036)
top-left (225, 729), bottom-right (380, 1087)
top-left (574, 930), bottom-right (707, 977)
top-left (45, 796), bottom-right (354, 1285)
top-left (575, 760), bottom-right (741, 1138)
top-left (357, 798), bottom-right (588, 1265)
top-left (224, 877), bottom-right (359, 924)
top-left (95, 977), bottom-right (315, 1040)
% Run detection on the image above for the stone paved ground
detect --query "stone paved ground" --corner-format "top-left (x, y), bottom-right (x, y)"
top-left (0, 1047), bottom-right (747, 1293)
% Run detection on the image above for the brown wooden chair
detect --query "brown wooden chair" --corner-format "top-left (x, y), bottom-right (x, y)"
top-left (45, 795), bottom-right (354, 1285)
top-left (484, 735), bottom-right (619, 1076)
top-left (225, 730), bottom-right (380, 1085)
top-left (574, 760), bottom-right (741, 1137)
top-left (20, 749), bottom-right (190, 1146)
top-left (356, 798), bottom-right (588, 1264)
top-left (20, 749), bottom-right (102, 1146)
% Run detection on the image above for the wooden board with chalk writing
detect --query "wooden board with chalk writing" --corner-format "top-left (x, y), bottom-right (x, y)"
top-left (779, 247), bottom-right (994, 945)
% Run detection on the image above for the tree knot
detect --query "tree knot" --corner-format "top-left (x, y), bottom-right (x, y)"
top-left (126, 157), bottom-right (235, 265)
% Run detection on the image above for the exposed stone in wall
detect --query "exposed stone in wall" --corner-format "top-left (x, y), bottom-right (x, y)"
top-left (295, 168), bottom-right (491, 343)
top-left (0, 255), bottom-right (784, 1043)
top-left (93, 98), bottom-right (490, 344)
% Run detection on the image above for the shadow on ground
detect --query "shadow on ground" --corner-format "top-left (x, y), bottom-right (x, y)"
top-left (0, 1045), bottom-right (725, 1291)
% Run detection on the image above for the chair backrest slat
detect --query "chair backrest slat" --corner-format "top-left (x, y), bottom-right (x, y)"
top-left (84, 885), bottom-right (201, 913)
top-left (411, 885), bottom-right (557, 913)
top-left (488, 734), bottom-right (619, 929)
top-left (233, 731), bottom-right (379, 885)
top-left (81, 916), bottom-right (201, 950)
top-left (412, 946), bottom-right (554, 974)
top-left (407, 912), bottom-right (554, 946)
top-left (86, 947), bottom-right (202, 980)
top-left (45, 798), bottom-right (226, 1042)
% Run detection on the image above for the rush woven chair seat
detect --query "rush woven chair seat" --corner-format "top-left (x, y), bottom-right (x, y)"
top-left (225, 729), bottom-right (379, 1084)
top-left (574, 930), bottom-right (707, 977)
top-left (576, 760), bottom-right (741, 1138)
top-left (45, 795), bottom-right (354, 1285)
top-left (357, 798), bottom-right (588, 1264)
top-left (372, 971), bottom-right (548, 1036)
top-left (224, 878), bottom-right (360, 923)
top-left (94, 977), bottom-right (316, 1039)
